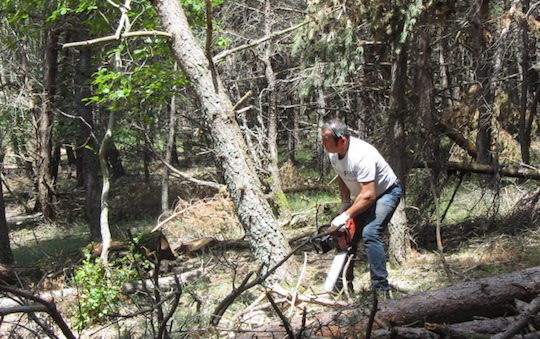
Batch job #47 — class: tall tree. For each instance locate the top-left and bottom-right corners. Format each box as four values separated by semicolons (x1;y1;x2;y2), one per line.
35;26;59;221
73;22;101;241
0;154;14;265
261;0;288;211
470;0;493;165
518;0;536;164
151;0;293;279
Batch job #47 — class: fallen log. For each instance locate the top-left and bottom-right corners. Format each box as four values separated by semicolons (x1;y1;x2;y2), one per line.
122;269;206;294
174;237;250;256
414;161;540;180
239;266;540;338
0;264;42;285
0;269;205;308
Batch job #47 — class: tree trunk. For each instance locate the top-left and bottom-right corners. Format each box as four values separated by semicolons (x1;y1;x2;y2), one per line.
287;99;300;165
0;154;14;265
50;143;60;185
387;44;410;263
415;29;439;165
519;0;534;164
98;111;114;264
108;141;125;179
471;0;493;165
35;28;59;221
262;0;287;211
74;22;101;241
161;86;178;214
315;85;330;177
152;0;293;280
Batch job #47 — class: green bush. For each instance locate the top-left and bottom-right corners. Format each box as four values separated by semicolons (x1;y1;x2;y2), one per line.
73;254;136;329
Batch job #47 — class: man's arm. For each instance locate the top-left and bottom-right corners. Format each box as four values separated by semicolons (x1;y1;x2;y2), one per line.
330;179;377;231
346;181;377;218
337;177;351;203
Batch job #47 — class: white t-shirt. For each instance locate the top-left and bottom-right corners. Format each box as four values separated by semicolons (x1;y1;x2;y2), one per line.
328;137;397;197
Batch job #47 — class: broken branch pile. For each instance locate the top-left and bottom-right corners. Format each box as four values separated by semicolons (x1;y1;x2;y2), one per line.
237;266;540;338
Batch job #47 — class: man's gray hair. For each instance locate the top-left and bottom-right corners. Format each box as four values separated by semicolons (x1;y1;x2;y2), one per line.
322;118;350;139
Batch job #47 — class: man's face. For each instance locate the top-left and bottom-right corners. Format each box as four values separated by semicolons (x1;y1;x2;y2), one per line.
321;128;339;153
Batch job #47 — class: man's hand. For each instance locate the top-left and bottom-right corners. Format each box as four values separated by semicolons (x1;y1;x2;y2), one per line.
330;212;350;232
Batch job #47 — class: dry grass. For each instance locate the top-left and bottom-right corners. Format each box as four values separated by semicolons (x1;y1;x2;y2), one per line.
157;195;244;243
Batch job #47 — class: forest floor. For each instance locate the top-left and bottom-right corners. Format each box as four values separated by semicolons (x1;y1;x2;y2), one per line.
1;164;540;338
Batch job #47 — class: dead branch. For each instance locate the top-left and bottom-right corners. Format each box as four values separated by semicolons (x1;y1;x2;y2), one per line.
0;304;47;316
0;285;75;339
213;20;310;63
434;117;478;158
62;31;172;48
143;131;225;191
210;229;335;326
365;290;378;339
415;161;540;180
266;292;295;338
493;294;540;339
122;269;205;294
233;90;253;111
270;285;349;307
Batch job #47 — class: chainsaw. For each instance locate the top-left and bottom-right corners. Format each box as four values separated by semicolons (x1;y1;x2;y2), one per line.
312;219;358;292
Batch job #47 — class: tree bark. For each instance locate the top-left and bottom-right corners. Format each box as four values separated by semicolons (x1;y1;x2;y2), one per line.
415;29;439;165
0;154;14;265
520;0;536;165
387;44;410;263
161;75;178;214
108;140;126;179
262;0;287;211
471;0;493;165
98;111;114;264
151;0;292;280
74;22;101;241
35;27;59;221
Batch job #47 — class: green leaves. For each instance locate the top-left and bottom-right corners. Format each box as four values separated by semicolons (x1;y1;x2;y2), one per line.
48;0;98;22
72;254;136;328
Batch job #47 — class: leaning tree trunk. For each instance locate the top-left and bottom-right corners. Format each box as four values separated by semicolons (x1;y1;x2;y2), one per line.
387;43;411;264
35;27;59;221
152;0;293;279
0;154;14;265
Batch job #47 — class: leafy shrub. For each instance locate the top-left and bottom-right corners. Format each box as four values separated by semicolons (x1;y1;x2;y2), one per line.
72;254;136;329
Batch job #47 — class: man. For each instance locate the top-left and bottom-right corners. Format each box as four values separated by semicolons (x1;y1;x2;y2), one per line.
321;118;402;295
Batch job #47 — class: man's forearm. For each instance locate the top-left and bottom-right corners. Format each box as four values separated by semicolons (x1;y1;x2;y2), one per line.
347;194;375;218
337;177;351;202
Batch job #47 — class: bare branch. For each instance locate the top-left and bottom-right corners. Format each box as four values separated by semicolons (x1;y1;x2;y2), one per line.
0;305;47;316
62;31;172;49
210;229;338;326
233;90;253;111
213;20;310;63
0;285;75;339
